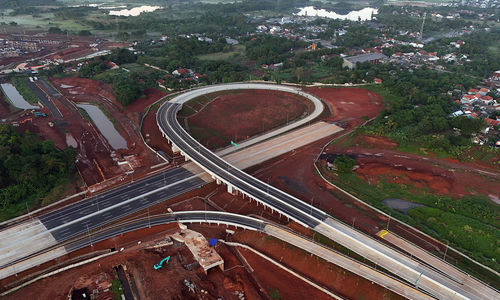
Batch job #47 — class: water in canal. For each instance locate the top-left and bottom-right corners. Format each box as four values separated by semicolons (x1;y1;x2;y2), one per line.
382;198;424;214
77;103;127;149
0;83;39;110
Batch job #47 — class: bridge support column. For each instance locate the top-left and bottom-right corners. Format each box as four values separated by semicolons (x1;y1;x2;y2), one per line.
172;144;180;153
227;184;233;194
216;178;221;185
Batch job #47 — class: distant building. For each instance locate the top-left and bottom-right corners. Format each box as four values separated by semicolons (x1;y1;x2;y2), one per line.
172;68;192;77
225;38;239;45
198;37;213;43
342;53;387;69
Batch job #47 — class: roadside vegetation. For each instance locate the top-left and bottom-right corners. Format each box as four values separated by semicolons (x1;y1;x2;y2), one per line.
358;82;496;160
0;125;76;222
10;77;39;104
327;156;500;275
111;277;123;300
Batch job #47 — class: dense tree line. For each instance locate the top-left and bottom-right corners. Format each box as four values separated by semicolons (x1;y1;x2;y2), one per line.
337;25;379;48
364;67;487;153
139;37;229;68
79;59;109;78
1;0;60;8
244;35;308;65
0;125;75;221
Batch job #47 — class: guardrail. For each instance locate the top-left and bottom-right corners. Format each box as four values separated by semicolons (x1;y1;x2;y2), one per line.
156;83;496;299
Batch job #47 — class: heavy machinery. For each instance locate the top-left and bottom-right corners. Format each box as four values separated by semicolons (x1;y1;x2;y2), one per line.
154;256;170;270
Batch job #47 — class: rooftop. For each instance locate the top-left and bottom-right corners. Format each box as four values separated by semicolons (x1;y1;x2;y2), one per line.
345;52;387;64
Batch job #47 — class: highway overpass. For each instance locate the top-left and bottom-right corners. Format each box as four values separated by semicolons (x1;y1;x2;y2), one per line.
157;83;499;300
1;211;433;300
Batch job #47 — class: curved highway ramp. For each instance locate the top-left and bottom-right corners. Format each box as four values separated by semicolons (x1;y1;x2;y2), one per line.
157;83;499;300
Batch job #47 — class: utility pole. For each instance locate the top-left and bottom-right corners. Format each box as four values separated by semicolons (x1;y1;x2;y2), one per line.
26;202;32;220
267;177;271;194
148;207;151;228
386;214;391;230
310;196;314;216
86;224;93;247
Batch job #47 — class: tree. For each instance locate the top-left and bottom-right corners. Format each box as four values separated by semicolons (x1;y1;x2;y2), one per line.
0;125;75;221
334;155;356;173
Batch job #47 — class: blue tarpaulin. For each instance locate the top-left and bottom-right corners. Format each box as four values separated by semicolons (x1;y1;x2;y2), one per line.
209;238;218;246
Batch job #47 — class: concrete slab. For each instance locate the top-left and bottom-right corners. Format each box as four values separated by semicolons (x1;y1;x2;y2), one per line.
0;219;65;279
378;230;499;299
316;219;479;299
182;121;342;182
171;229;223;273
264;225;432;300
223;121;342;170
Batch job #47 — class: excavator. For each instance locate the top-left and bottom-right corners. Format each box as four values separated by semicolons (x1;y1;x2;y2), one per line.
154;256;170;270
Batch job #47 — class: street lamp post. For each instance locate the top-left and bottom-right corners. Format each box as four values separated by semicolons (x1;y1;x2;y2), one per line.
86;224;93;247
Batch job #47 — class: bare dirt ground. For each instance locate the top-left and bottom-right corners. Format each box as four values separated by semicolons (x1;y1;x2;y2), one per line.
0;93;11;117
49;77;162;188
233;230;404;300
183;89;314;150
127;88;167;114
241;87;456;258
330;133;500;198
9;84;495;298
142;105;176;158
303;86;383;127
5;225;273;300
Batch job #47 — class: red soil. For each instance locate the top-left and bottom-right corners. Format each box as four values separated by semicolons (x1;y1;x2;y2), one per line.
0;93;11;117
48;76;161;187
5;225;268;300
51;77;117;107
303;87;383;126
184;90;314;150
334;147;500;198
17;116;67;150
355;161;455;194
126;88;167;114
142;106;176;157
234;230;404;300
352;134;399;150
207;186;290;225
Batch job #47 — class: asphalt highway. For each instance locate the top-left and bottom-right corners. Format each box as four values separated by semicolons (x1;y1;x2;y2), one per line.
1;83;497;299
57;212;431;300
40;167;203;241
0;167;204;272
25;78;63;119
157;83;499;300
0;83;326;278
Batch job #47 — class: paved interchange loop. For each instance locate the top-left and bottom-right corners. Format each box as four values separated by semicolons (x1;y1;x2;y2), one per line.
0;83;497;299
157;83;499;300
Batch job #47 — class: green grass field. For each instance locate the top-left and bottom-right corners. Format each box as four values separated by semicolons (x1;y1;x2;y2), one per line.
0;12;92;31
197;44;245;62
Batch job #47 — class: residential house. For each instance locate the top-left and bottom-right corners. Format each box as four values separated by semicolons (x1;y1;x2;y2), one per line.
172;68;192;77
342;53;387;69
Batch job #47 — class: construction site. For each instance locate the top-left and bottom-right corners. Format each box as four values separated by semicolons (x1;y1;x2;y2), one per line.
0;77;499;300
